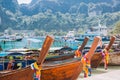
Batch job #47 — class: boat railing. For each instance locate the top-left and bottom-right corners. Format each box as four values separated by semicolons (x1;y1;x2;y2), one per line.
0;58;35;71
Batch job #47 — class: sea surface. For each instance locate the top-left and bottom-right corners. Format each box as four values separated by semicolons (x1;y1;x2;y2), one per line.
0;37;80;50
0;37;109;56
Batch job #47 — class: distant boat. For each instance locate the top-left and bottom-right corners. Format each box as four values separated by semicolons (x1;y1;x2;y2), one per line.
75;33;99;41
62;31;76;42
0;35;23;42
75;23;110;41
75;33;110;41
15;36;23;41
1;38;22;42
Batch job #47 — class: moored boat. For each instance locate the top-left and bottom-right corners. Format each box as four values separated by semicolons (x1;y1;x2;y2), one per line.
0;36;100;80
91;36;116;68
100;51;120;66
0;36;83;80
75;23;110;41
0;58;83;80
46;37;89;61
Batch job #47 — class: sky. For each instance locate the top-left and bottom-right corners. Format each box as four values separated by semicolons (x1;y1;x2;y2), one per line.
17;0;32;4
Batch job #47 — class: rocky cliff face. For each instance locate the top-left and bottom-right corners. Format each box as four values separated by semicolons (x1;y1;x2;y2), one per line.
1;0;19;13
0;0;120;32
20;0;120;16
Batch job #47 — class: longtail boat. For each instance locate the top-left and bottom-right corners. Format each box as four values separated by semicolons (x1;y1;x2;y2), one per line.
0;37;89;71
0;35;83;80
100;51;120;66
0;36;100;80
45;37;89;61
41;36;100;80
91;36;116;68
0;35;54;80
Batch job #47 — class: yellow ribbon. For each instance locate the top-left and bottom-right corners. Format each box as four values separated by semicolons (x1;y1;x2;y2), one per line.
75;50;82;58
33;62;42;77
81;57;91;77
103;49;109;64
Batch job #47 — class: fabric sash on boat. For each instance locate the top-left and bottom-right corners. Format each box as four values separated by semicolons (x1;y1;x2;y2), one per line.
31;62;42;80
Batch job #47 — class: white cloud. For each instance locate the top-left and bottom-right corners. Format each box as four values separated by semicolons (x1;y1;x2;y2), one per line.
17;0;32;4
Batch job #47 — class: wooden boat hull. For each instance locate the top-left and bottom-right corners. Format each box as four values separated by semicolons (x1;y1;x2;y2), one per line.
91;51;120;68
108;52;120;66
42;59;83;80
91;36;116;68
45;52;102;69
46;52;104;68
100;52;120;66
0;67;33;80
91;52;102;68
0;58;83;80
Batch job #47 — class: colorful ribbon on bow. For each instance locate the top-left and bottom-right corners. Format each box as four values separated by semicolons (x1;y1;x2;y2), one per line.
74;50;82;58
31;62;42;80
102;49;109;70
81;56;91;77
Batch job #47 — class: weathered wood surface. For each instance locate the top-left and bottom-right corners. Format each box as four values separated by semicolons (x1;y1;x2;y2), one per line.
42;59;83;80
100;52;120;66
109;52;120;66
91;52;102;68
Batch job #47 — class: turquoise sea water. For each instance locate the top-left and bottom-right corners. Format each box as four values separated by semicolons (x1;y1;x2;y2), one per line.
0;38;45;50
0;37;101;56
0;37;83;50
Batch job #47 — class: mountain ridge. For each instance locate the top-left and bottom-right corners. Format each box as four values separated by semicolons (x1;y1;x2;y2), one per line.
0;0;120;32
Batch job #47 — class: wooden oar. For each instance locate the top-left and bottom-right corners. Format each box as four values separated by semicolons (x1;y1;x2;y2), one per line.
84;36;100;60
106;36;116;51
78;37;89;51
37;35;54;65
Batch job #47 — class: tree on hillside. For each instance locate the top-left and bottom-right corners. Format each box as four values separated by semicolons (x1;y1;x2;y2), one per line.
113;21;120;34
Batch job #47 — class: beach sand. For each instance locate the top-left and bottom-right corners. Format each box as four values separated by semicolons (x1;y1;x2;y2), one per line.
77;66;120;80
